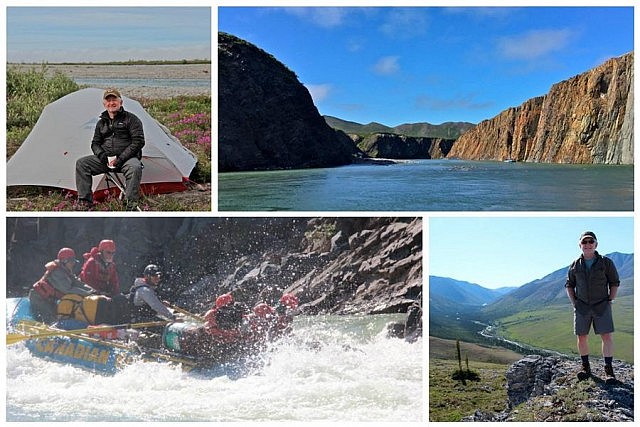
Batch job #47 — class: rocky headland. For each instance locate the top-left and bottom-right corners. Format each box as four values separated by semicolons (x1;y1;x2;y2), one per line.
463;355;634;422
218;32;358;171
449;52;634;164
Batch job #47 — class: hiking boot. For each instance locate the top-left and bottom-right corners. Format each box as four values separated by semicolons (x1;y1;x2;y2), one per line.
73;199;92;211
577;362;591;380
604;364;615;379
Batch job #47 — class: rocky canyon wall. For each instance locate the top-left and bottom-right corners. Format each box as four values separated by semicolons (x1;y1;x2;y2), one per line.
449;52;634;164
352;133;455;159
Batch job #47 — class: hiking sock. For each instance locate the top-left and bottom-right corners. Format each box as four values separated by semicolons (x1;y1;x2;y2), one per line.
580;355;591;375
604;357;615;378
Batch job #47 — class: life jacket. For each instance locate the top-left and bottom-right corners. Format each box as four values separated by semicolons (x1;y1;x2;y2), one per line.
56;294;113;325
80;255;119;295
32;261;66;301
127;280;157;322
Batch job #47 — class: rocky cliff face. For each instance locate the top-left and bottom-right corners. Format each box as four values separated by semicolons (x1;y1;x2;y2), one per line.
218;32;357;171
449;52;634;164
463;355;633;422
7;217;422;317
352;133;455;159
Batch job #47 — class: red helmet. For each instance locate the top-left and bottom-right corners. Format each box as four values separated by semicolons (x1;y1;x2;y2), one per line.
57;247;77;262
253;303;275;318
98;240;116;252
280;293;299;309
215;293;234;308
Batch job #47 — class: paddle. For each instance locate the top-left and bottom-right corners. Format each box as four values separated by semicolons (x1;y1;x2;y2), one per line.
6;320;171;346
169;304;205;322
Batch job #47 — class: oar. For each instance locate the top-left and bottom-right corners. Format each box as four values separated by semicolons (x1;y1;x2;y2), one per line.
169;304;205;322
6;320;171;346
12;320;132;349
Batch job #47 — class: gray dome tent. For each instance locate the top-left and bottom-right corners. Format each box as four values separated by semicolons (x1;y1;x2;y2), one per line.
7;88;198;199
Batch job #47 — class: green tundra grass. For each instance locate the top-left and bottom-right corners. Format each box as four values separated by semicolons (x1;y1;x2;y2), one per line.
429;337;523;421
494;295;633;363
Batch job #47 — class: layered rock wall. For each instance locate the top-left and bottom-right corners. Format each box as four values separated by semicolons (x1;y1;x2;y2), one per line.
449;52;634;164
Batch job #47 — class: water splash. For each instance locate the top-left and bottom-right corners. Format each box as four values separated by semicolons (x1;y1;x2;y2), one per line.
7;314;422;422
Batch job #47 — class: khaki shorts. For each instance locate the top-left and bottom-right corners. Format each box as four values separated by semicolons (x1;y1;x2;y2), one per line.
574;299;614;336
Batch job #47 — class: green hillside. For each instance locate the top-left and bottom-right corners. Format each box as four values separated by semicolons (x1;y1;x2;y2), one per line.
323;116;392;134
494;295;633;363
324;115;474;139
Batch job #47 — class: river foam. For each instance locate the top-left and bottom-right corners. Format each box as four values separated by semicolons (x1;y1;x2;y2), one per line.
7;314;423;422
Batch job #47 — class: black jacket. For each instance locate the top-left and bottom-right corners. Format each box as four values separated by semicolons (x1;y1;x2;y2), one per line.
91;108;145;168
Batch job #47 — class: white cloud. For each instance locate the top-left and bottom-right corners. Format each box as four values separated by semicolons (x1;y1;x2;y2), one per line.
379;9;429;39
346;38;364;53
305;83;333;102
497;29;574;61
373;56;400;76
285;8;348;28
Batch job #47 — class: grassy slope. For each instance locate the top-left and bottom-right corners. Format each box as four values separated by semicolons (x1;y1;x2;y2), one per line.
495;295;633;363
429;337;523;421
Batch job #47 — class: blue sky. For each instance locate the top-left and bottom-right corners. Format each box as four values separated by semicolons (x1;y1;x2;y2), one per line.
7;7;211;63
429;216;635;289
218;6;633;125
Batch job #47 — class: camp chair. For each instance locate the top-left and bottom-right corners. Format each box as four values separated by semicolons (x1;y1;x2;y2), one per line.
104;166;143;211
104;170;127;199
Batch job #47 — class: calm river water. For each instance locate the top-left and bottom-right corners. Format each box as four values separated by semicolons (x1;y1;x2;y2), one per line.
218;159;633;211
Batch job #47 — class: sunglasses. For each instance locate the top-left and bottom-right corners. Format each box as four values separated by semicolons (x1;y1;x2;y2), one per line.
581;239;595;244
103;251;116;255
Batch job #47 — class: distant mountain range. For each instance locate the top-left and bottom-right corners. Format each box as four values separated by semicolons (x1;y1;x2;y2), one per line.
430;276;515;309
431;252;634;319
323;115;475;139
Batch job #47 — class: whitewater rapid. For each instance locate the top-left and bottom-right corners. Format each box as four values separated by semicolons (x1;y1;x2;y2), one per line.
6;314;423;422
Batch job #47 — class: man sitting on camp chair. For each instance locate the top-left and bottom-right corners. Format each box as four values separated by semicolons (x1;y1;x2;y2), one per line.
75;88;145;211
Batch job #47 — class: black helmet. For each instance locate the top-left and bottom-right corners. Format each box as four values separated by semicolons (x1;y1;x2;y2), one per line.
143;264;161;277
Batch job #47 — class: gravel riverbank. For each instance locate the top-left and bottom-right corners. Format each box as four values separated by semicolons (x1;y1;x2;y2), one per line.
9;63;211;99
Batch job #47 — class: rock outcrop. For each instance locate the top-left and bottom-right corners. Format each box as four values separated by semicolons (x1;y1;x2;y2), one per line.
218;32;358;171
179;217;422;316
449;52;634;164
352;133;455;159
463;355;634;422
7;217;422;316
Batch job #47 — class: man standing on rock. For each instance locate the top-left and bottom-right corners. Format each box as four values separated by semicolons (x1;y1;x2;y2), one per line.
565;231;620;381
75;88;145;211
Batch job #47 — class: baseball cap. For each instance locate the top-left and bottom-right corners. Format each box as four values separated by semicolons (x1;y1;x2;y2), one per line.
103;88;121;99
579;231;597;242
